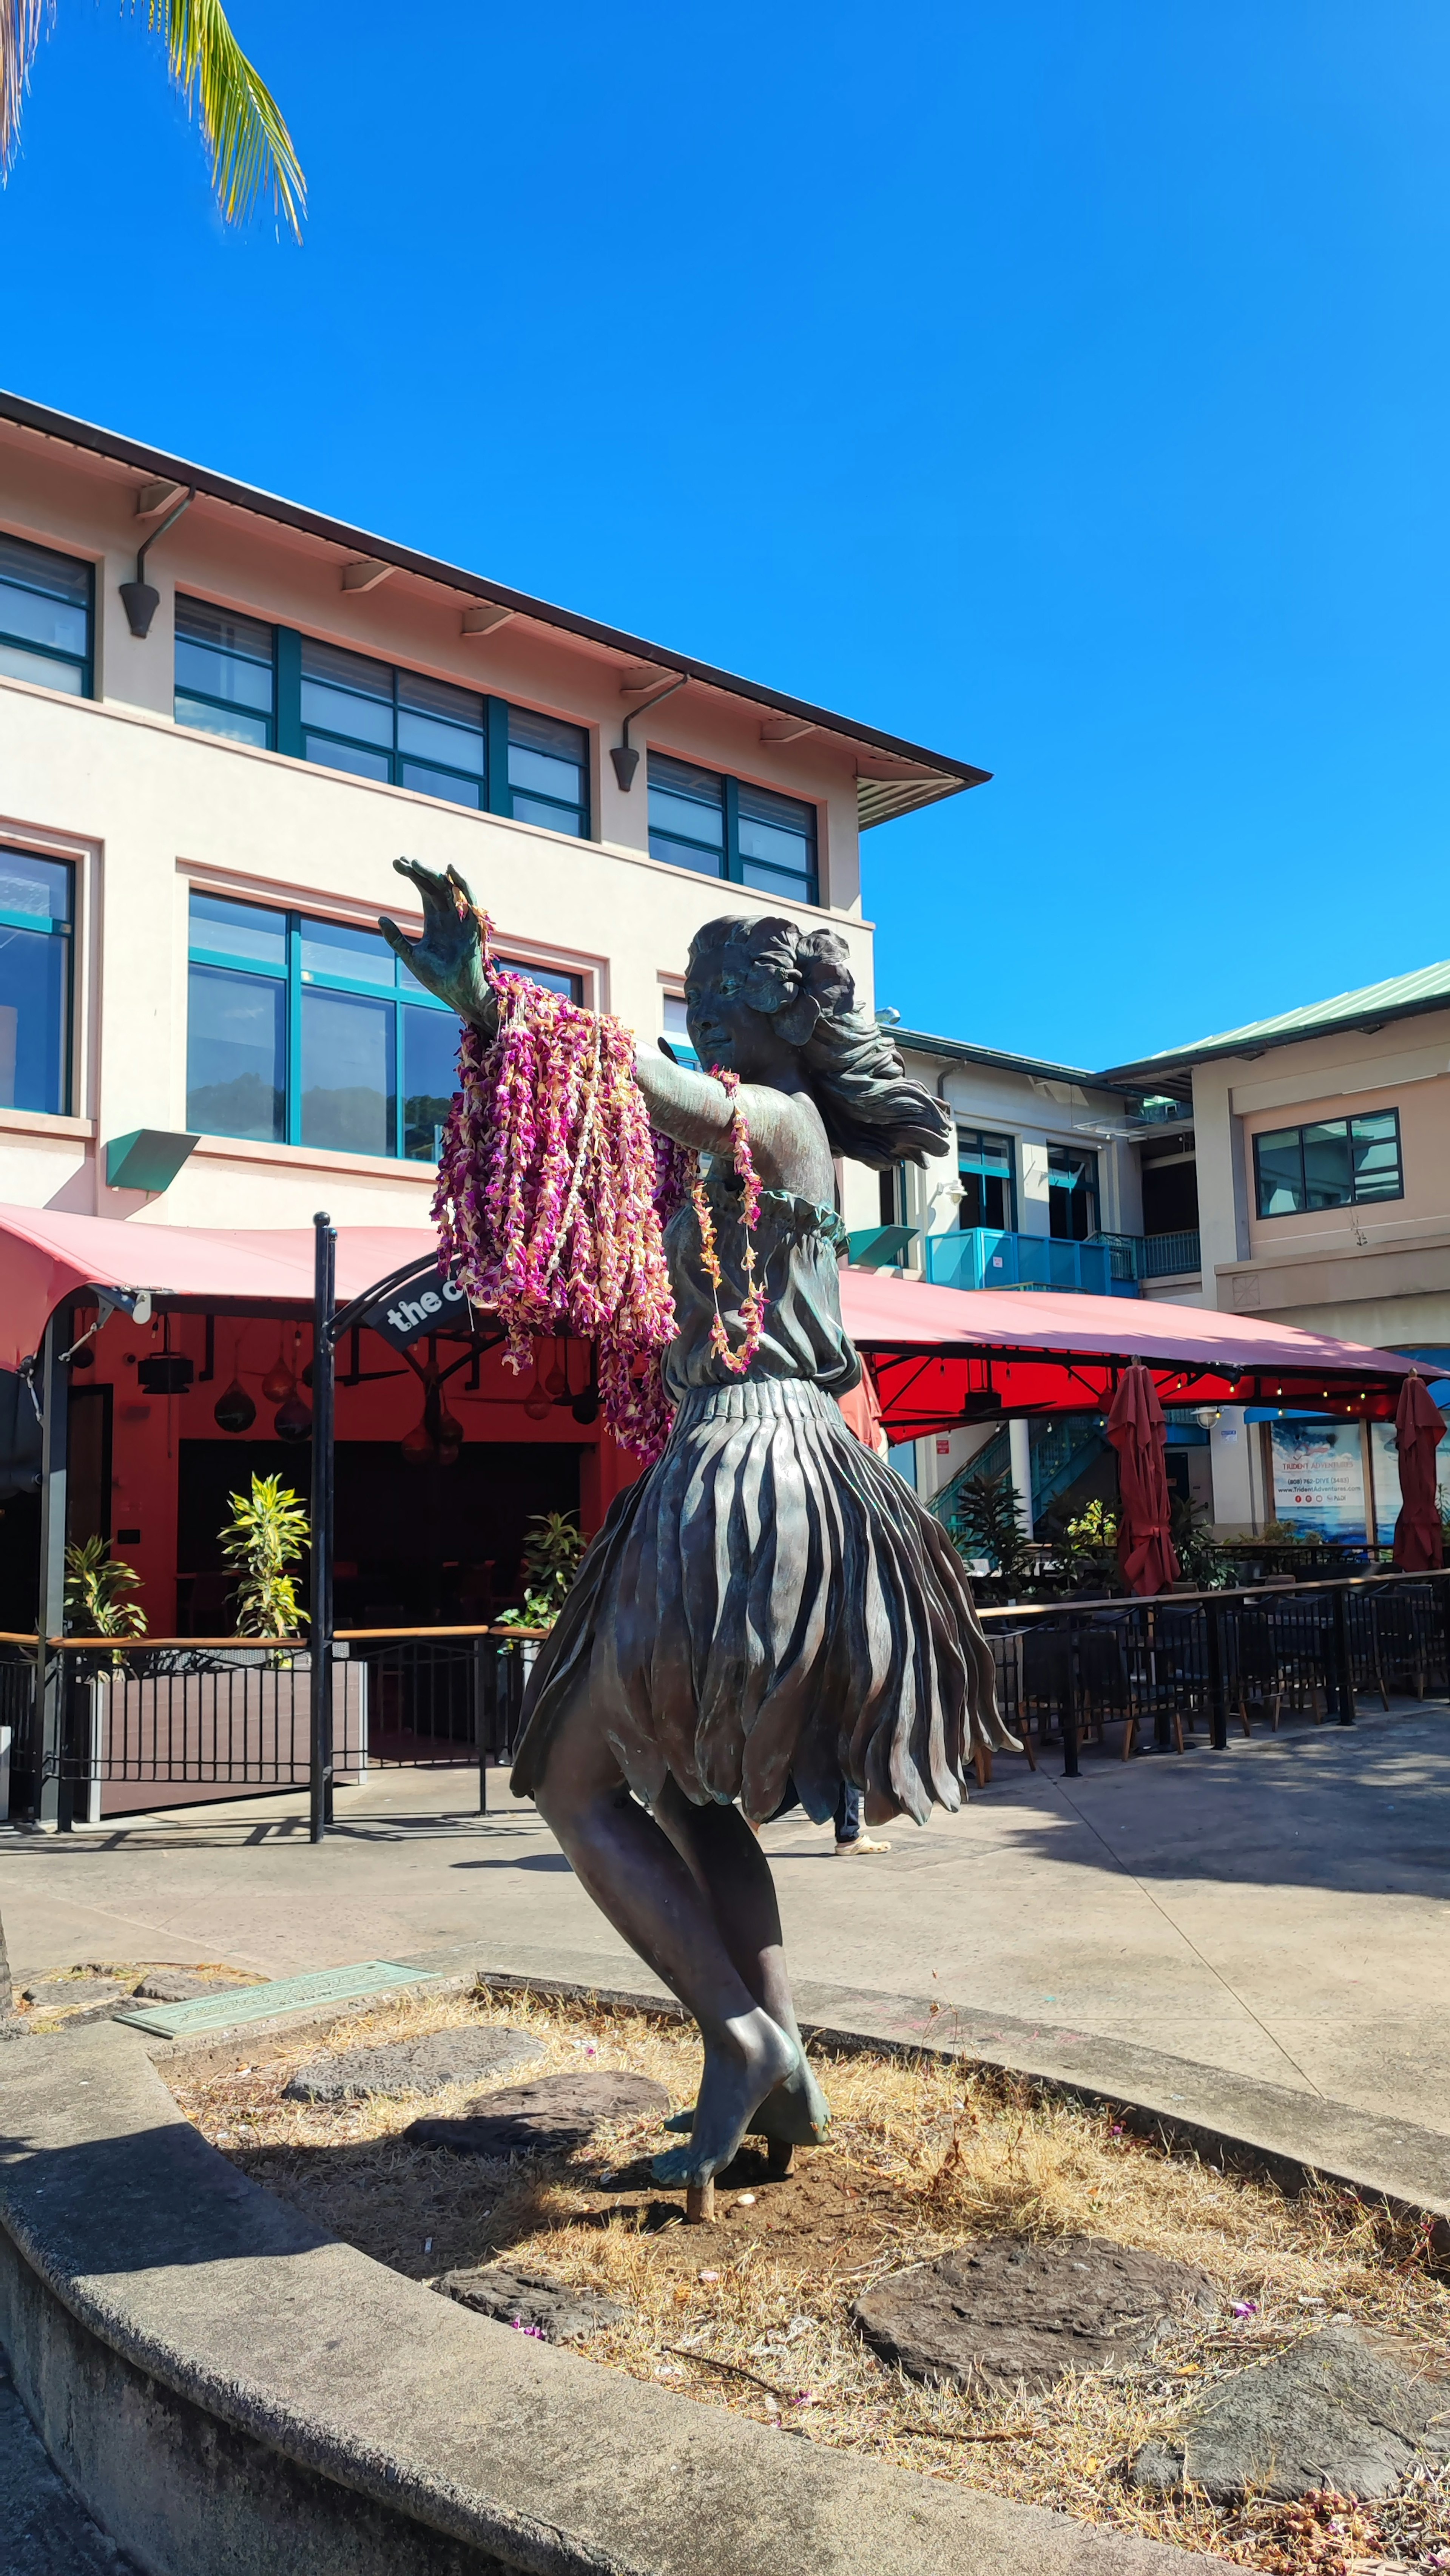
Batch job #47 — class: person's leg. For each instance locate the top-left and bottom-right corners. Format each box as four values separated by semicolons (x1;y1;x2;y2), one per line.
834;1776;891;1856
651;1782;829;2145
532;1683;800;2184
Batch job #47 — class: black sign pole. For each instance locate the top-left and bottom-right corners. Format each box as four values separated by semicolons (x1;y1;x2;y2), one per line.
309;1213;336;1845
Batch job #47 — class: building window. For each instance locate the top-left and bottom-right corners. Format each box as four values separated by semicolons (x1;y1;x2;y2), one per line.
1047;1144;1099;1241
175;597;275;747
505;708;589;837
0;848;73;1113
0;533;92;696
173;613;590;833
186;890;485;1162
958;1129;1015;1230
647;753;818;904
301;638;489;807
879;1164;910;1228
661;991;700;1065
1254;1111;1402;1217
493;956;584;1003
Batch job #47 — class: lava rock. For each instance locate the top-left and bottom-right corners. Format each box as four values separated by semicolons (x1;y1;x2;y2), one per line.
1132;2324;1444;2502
22;1978;131;2013
440;2262;626;2341
133;1970;224;2003
285;2025;546;2104
408;2068;670;2155
853;2235;1216;2390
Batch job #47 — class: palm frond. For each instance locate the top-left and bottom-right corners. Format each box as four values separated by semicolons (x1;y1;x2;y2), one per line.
143;0;305;238
1;0;52;175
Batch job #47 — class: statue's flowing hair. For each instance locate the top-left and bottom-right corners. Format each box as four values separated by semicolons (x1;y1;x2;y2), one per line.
686;916;950;1171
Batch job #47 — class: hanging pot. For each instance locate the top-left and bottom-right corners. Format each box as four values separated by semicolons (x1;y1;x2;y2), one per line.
401;1412;435;1466
274;1389;312;1442
261;1343;294;1405
214;1378;256;1434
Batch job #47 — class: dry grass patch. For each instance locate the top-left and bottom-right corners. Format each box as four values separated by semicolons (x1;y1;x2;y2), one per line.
170;1985;1450;2574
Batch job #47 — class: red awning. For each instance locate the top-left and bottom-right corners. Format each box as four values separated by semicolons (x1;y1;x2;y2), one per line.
0;1203;1424;1435
0;1202;441;1369
838;1267;1426;1436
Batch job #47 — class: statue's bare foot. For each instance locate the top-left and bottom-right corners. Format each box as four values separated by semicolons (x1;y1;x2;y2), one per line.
660;2035;830;2152
651;2010;799;2189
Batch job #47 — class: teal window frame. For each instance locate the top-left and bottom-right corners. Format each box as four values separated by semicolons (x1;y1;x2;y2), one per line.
174;596;276;749
957;1128;1016;1231
185;897;587;1162
1047;1143;1100;1241
0;846;74;1114
173;612;590;836
1253;1111;1404;1218
0;533;93;698
646;752;818;904
188;893;460;1163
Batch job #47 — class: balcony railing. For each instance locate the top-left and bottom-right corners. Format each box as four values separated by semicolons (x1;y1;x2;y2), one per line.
924;1229;1136;1298
923;1228;1201;1299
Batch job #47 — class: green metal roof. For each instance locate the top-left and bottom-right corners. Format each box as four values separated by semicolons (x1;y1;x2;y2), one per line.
1095;957;1450;1086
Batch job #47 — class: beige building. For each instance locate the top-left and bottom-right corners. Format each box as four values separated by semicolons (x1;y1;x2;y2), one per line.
1102;965;1450;1540
0;389;986;1243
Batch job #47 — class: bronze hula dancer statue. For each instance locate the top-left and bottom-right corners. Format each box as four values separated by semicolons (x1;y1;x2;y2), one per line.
382;859;1013;2202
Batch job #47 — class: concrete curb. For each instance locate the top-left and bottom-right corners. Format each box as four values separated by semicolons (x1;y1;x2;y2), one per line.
0;2021;1221;2576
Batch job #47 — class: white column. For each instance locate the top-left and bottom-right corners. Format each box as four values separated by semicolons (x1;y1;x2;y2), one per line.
1009;1418;1034;1534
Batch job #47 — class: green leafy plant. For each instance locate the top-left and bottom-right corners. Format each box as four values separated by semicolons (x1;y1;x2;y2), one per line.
1260;1517;1310;1544
221;1474;309;1639
63;1536;147;1639
949;1473;1035;1586
1063;1497;1119;1553
2;0;305;236
497;1512;584;1634
1170;1495;1233;1590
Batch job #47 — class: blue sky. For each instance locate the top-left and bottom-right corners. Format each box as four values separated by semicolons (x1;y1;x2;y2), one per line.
2;1;1447;1067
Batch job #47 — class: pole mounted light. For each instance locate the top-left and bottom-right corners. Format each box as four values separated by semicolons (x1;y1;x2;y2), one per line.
119;488;196;639
610;671;686;790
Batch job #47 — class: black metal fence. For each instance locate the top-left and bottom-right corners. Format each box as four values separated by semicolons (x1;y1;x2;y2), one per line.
0;1627;543;1824
3;1573;1446;1823
979;1567;1450;1775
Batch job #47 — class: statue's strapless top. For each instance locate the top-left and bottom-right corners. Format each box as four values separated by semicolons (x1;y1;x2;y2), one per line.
661;1173;861;1400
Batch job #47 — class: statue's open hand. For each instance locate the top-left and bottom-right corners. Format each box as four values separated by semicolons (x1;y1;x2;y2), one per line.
379;859;497;1030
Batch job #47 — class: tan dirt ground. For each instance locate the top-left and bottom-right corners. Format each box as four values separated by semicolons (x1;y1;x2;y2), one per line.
169;1983;1450;2576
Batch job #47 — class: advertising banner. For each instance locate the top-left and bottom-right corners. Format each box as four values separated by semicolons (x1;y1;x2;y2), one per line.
1268;1421;1367;1540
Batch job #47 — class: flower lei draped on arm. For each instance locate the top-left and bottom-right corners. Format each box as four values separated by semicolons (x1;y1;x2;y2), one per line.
432;918;764;1462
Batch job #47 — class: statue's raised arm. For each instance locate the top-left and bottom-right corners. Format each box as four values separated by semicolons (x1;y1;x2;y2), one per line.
379;858;828;1193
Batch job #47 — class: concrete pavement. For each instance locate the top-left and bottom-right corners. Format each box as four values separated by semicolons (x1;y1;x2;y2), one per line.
3;1697;1445;2133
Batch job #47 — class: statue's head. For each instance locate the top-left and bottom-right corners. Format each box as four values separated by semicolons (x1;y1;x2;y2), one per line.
684;915;950;1170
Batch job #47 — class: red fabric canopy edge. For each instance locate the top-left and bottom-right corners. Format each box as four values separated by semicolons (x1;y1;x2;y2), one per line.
0;1204;1425;1435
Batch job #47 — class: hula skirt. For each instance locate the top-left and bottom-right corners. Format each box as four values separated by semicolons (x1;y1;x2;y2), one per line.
510;1377;1017;1825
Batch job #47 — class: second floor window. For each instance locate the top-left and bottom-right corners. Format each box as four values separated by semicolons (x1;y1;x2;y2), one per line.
176;598;275;747
0;533;92;696
647;754;818;904
0;847;73;1113
1254;1111;1402;1216
958;1129;1015;1230
173;608;589;834
301;639;487;803
1047;1144;1099;1241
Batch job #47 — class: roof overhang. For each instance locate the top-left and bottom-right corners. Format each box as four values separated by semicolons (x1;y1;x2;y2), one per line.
0;389;989;834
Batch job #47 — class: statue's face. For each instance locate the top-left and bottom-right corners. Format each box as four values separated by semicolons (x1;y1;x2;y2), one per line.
683;961;799;1083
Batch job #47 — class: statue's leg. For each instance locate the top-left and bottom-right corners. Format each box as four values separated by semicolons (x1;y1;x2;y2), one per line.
649;1784;829;2147
531;1676;801;2188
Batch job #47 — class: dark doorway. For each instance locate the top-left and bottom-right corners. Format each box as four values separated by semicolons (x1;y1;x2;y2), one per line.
66;1384;113;1550
177;1438;583;1634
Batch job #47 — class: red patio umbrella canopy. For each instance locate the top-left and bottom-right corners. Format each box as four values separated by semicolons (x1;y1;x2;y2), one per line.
1392;1375;1446;1573
1105;1364;1180;1597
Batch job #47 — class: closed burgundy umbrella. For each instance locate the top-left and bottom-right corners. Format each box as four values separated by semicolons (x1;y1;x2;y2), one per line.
1106;1364;1181;1597
1391;1374;1446;1572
